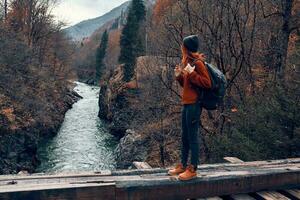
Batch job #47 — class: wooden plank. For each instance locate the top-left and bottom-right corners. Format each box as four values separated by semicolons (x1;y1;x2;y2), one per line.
230;194;256;200
222;159;297;200
0;183;116;200
114;167;300;200
14;164;300;189
224;157;244;163
195;158;300;173
0;171;112;182
257;191;291;200
132;162;152;169
0;158;299;200
197;197;223;200
116;158;300;176
285;189;300;199
224;157;289;200
0;158;299;182
278;190;300;200
1;163;299;189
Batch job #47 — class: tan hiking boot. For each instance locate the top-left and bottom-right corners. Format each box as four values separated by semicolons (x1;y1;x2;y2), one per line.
168;163;186;176
178;164;197;181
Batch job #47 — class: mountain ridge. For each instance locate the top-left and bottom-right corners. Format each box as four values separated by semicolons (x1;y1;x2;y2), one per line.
64;0;157;41
64;1;130;41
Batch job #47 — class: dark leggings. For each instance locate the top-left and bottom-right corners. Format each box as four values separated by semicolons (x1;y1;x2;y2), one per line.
181;102;202;170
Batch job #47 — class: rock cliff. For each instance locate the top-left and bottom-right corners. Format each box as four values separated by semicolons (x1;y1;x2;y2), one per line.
0;88;81;174
98;56;178;169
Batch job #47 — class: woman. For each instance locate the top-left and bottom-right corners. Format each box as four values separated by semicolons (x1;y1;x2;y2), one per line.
168;35;212;181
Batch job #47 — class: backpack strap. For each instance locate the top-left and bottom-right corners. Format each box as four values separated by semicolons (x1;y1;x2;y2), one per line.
188;58;206;104
189;58;203;67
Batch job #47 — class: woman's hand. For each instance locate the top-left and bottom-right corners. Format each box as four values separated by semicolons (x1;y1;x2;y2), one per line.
184;63;195;74
174;65;182;77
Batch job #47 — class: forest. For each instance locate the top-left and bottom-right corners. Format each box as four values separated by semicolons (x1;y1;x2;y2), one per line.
0;0;299;174
0;0;79;174
94;0;300;167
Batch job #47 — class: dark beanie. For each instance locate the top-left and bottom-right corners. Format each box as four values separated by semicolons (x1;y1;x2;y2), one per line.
183;35;199;53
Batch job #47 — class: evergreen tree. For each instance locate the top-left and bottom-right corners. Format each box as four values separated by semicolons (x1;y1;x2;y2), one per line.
96;30;109;82
119;0;146;82
131;0;146;21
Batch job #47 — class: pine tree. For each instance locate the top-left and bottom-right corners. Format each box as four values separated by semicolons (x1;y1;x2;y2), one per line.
96;30;109;82
119;0;146;82
131;0;146;21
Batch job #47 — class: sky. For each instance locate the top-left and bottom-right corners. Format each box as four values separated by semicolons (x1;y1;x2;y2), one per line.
52;0;128;26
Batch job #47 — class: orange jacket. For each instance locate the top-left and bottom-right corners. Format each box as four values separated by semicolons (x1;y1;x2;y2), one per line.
176;60;212;104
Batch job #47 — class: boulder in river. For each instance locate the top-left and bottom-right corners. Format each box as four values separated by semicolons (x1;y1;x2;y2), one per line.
115;129;150;169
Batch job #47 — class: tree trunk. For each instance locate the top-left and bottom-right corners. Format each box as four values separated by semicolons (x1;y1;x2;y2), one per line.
276;0;293;78
4;0;7;20
27;0;33;47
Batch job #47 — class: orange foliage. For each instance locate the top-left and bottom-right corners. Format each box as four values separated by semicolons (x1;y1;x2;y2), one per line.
125;80;138;89
153;0;174;23
231;108;238;113
106;29;122;69
1;108;15;122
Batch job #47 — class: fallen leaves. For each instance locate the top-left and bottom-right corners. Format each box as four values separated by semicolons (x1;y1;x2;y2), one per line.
231;107;238;113
1;107;15;122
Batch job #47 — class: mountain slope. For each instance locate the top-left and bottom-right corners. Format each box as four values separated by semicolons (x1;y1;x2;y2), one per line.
64;1;130;41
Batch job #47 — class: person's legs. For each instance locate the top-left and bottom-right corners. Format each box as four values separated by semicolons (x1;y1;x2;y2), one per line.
178;103;201;181
181;105;189;167
186;103;201;170
168;106;189;176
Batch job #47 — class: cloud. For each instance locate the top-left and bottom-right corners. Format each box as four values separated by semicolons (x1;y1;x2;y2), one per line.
52;0;128;26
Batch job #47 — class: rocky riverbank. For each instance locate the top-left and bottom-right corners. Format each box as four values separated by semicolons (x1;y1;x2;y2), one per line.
98;61;150;168
0;87;81;174
98;57;180;169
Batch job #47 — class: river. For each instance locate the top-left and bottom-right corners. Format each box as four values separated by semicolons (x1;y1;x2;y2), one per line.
37;82;117;173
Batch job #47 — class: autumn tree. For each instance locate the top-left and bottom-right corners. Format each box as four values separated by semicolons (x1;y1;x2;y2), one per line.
119;0;146;82
96;30;109;82
105;29;121;71
260;0;300;78
144;0;300;164
153;0;173;23
3;0;73;80
0;0;8;20
8;0;62;50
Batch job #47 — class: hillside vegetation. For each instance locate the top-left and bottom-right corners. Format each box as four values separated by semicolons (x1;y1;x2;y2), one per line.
0;0;80;174
71;0;157;84
93;0;300;168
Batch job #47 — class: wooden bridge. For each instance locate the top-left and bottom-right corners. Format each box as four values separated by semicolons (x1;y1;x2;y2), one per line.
0;157;299;200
